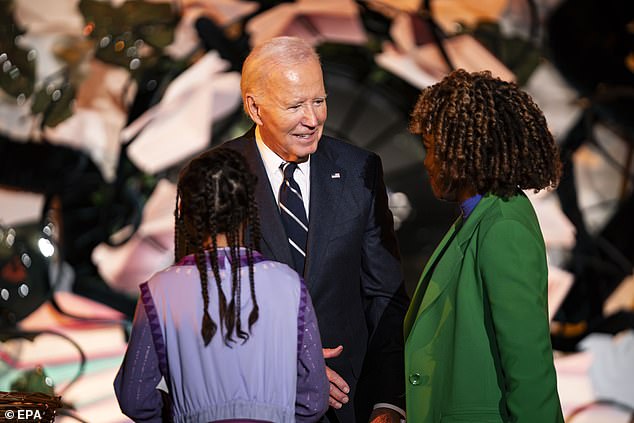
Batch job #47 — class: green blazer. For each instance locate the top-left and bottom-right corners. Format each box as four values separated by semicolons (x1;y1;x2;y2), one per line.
404;193;564;423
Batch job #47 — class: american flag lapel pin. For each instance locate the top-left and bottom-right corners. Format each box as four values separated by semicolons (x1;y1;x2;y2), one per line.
331;172;340;179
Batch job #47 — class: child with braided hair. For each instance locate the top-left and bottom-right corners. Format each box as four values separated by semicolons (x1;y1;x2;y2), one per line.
114;148;329;423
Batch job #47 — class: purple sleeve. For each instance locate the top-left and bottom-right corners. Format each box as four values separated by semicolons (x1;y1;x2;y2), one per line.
295;282;329;422
114;298;164;423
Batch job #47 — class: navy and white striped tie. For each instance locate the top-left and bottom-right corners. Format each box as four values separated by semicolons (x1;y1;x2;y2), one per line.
279;162;308;273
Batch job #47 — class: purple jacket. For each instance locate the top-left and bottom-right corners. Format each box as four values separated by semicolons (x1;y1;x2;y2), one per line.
114;248;329;422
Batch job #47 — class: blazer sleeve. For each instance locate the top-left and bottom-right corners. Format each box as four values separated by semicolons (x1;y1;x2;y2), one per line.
296;282;330;422
359;153;409;409
479;219;564;423
114;298;164;423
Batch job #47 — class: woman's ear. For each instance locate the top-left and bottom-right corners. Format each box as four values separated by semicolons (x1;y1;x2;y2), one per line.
245;95;264;126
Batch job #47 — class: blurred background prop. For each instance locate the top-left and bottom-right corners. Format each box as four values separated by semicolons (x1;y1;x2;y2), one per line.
0;0;633;421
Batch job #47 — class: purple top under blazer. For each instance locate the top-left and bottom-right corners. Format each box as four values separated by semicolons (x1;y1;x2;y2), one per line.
114;248;329;423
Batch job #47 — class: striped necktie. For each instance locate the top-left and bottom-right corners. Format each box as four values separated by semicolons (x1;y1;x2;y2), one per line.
279;162;308;273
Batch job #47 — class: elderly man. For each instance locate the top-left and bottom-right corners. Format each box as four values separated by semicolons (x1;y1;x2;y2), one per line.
221;36;409;423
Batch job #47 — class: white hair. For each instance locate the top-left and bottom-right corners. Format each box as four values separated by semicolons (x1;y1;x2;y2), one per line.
240;36;321;113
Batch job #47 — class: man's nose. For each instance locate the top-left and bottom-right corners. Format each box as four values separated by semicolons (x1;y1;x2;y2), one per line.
302;105;318;127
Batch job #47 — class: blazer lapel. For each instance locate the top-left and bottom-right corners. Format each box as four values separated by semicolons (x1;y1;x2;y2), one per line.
404;217;461;338
404;195;500;338
239;133;294;266
303;143;344;285
453;194;498;251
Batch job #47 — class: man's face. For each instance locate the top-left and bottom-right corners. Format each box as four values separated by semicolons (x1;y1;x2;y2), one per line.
252;59;327;162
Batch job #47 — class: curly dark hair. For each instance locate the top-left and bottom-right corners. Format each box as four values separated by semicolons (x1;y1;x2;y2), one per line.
410;69;562;198
175;148;261;347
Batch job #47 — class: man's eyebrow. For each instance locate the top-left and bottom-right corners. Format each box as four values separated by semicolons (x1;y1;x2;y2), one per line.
285;93;327;104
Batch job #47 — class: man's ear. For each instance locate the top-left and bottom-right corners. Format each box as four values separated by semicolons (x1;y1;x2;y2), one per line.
245;94;264;126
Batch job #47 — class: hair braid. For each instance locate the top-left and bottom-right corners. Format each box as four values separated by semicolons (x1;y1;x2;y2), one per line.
174;188;183;262
176;148;262;347
246;184;260;330
230;216;249;343
194;216;217;346
209;216;227;332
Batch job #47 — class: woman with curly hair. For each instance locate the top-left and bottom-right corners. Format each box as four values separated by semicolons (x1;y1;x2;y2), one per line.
114;148;329;423
404;69;564;423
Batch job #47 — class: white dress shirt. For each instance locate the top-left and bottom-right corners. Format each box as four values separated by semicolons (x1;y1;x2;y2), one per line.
255;126;311;219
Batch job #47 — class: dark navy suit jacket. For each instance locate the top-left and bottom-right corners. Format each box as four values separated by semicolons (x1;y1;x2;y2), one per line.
221;129;408;423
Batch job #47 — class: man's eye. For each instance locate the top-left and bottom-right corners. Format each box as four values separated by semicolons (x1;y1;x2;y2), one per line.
289;104;301;110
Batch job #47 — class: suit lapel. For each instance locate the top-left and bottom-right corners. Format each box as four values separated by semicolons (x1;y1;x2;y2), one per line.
304;142;344;284
239;133;294;266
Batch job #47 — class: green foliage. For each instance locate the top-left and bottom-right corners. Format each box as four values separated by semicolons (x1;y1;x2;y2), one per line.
30;79;76;127
78;0;178;79
0;0;180;128
0;0;36;99
10;366;55;396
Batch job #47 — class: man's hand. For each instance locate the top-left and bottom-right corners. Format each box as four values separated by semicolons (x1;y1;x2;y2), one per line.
369;407;402;423
323;346;349;409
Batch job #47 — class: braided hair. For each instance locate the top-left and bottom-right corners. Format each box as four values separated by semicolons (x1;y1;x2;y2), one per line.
410;69;562;198
174;148;261;346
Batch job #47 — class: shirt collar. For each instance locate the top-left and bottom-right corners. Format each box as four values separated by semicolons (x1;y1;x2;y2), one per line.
460;193;482;219
255;126;310;176
176;247;265;268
